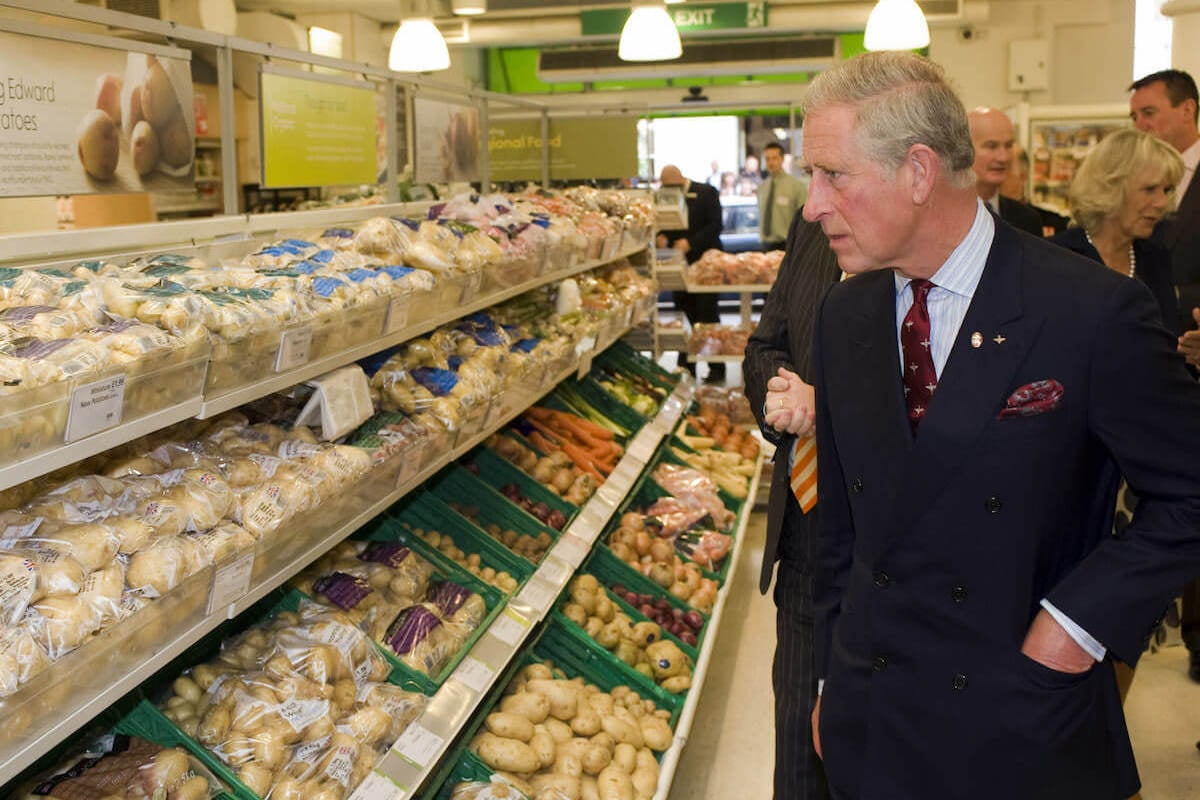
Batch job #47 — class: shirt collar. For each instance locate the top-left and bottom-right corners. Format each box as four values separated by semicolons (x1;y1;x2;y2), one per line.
1182;138;1200;172
893;198;995;300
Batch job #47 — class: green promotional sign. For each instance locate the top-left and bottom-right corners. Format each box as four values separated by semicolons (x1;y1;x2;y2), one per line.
260;69;378;188
581;2;767;37
488;117;637;181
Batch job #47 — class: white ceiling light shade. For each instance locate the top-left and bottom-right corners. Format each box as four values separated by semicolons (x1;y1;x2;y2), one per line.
451;0;487;13
389;17;451;72
618;4;682;62
864;0;931;51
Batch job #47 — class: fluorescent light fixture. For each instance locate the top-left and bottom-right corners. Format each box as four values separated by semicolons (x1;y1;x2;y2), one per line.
307;25;344;58
618;5;682;62
452;0;487;13
664;0;685;4
389;17;451;72
864;0;930;51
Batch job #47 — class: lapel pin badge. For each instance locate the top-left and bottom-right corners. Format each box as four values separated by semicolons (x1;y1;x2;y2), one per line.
993;334;1007;345
970;331;983;349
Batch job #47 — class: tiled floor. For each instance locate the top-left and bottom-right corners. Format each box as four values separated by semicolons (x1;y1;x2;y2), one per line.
669;510;1200;799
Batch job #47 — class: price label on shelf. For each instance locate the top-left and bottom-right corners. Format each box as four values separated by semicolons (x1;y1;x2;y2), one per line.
554;533;591;566
65;373;126;442
207;550;255;616
453;656;496;694
515;577;558;615
350;771;404;800
275;326;313;372
538;556;572;587
575;334;598;356
629;436;656;463
383;294;411;335
392;724;446;768
489;608;531;646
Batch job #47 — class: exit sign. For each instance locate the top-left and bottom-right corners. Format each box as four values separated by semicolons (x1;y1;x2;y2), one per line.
581;2;768;37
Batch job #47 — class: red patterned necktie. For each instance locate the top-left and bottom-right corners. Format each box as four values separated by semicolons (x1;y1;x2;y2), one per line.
901;279;938;432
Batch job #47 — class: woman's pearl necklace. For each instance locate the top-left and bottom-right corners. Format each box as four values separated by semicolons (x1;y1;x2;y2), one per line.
1085;231;1136;278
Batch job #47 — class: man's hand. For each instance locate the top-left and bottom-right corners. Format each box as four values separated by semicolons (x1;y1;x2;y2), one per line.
811;694;823;760
1178;308;1200;368
764;367;816;437
673;238;691;255
1020;609;1096;674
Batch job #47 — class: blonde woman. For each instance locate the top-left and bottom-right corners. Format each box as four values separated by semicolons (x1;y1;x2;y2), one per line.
1051;128;1184;335
1050;129;1185;716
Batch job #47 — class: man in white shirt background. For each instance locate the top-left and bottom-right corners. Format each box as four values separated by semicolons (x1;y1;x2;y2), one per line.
757;142;807;251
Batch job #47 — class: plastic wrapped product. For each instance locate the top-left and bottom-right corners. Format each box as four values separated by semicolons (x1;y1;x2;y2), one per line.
0;305;91;341
187;522;255;565
0;623;50;696
78;561;127;626
24;592;103;658
124;535;204;597
451;780;531;800
428;580;487;629
382;604;452;676
0;552;38;626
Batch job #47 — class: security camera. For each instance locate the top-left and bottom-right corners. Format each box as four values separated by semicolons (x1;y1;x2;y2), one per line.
959;26;976;42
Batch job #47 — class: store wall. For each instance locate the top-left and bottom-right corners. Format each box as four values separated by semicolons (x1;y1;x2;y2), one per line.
930;0;1136;109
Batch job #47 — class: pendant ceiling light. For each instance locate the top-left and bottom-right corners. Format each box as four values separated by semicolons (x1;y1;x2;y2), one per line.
864;0;931;51
618;3;682;62
451;0;486;14
389;0;451;72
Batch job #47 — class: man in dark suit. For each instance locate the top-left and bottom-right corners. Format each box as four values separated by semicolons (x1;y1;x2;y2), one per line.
1131;69;1200;682
745;212;842;800
802;52;1200;800
968;107;1044;237
657;164;725;380
1132;69;1200;319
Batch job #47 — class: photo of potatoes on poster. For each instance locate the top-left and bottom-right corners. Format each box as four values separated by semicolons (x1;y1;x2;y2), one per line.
413;96;481;184
0;30;194;197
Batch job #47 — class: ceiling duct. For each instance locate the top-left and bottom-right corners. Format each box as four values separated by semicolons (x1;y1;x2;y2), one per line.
538;35;838;82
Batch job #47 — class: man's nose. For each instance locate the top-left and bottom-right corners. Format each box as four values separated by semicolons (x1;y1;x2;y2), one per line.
803;181;827;221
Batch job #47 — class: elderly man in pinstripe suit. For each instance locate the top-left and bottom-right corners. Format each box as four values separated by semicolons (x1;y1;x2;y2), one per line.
745;209;842;800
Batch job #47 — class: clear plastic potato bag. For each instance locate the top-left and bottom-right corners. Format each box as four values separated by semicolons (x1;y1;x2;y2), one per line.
0;623;50;696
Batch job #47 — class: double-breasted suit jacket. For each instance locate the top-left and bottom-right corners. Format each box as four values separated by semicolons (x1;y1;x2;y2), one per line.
811;221;1200;799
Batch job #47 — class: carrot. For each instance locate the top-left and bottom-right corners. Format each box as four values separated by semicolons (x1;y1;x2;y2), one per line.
561;441;607;480
550;409;614;441
527;430;561;454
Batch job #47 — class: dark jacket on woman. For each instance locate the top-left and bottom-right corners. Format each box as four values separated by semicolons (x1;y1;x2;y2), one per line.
1050;226;1180;335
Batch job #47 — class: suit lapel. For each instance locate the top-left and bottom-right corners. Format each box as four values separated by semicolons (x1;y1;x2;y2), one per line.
1171;178;1200;247
887;225;1044;540
842;271;911;488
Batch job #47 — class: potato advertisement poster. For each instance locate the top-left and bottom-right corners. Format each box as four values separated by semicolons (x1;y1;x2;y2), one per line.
0;31;194;197
413;96;481;184
487;117;638;182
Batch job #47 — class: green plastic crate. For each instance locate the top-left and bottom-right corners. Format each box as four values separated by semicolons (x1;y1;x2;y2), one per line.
595;340;678;391
465;446;579;523
425;475;562;566
293;537;506;695
428;464;573;540
554;377;648;433
115;700;254;800
381;490;535;592
584;546;710;653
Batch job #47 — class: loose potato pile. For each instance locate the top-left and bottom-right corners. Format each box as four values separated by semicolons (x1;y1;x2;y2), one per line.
467;662;674;800
406;524;521;593
449;501;556;564
561;575;694;694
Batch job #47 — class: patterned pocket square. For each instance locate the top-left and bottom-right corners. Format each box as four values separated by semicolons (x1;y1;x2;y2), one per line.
998;379;1063;418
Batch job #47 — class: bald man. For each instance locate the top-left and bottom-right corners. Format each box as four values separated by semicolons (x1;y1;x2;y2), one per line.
968;107;1044;237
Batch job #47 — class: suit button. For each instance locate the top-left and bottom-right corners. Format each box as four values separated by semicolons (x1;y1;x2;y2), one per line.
874;571;890;588
952;673;969;690
851;478;864;494
872;656;888;672
985;495;1003;514
951;585;968;603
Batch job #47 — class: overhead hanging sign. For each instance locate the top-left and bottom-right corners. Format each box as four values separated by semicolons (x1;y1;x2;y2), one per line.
488;117;638;182
580;2;768;37
0;29;194;197
412;96;482;184
259;67;378;188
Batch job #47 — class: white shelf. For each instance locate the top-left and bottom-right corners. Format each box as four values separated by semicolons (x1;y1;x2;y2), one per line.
355;373;697;800
682;281;774;293
688;353;745;363
0;310;654;782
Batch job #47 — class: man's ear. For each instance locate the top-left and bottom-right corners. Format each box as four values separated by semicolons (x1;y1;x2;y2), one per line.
907;144;939;205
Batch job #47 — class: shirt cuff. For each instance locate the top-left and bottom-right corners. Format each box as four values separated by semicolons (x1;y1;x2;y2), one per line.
817;678;824;696
1040;599;1107;662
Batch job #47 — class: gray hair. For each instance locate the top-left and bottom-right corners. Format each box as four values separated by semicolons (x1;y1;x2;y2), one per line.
802;51;976;188
1068;128;1184;233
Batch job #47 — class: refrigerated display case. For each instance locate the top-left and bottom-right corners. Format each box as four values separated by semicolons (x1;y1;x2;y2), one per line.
1018;103;1129;217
